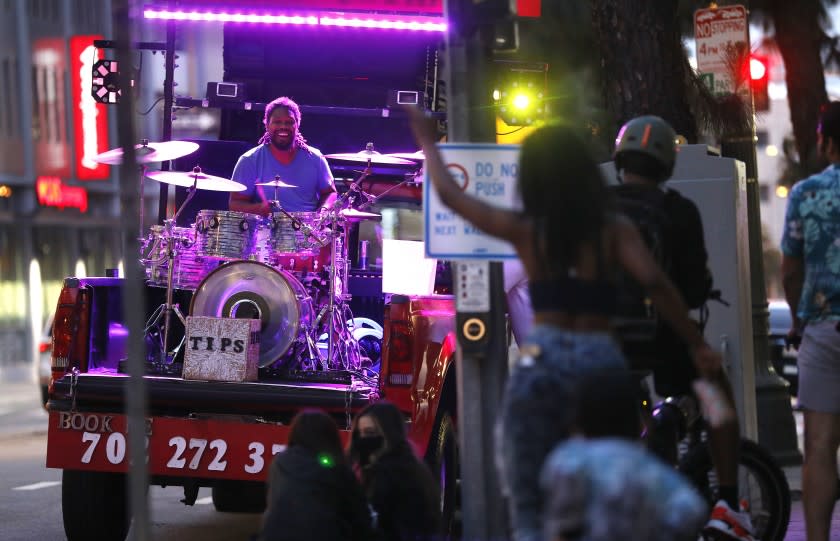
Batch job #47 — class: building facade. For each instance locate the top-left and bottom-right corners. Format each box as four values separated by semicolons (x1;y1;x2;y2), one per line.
0;0;122;379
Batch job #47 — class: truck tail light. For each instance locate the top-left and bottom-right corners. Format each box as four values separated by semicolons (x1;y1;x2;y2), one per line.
385;320;413;386
50;278;90;394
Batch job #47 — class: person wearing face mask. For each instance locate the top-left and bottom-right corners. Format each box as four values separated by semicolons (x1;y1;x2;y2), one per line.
348;401;442;541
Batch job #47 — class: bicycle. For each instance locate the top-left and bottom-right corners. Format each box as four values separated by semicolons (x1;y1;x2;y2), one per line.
637;373;791;541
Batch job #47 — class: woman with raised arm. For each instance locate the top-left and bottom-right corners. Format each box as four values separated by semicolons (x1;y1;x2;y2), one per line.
407;108;723;541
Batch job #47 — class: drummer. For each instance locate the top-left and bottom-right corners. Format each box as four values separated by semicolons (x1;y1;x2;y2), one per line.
229;96;336;216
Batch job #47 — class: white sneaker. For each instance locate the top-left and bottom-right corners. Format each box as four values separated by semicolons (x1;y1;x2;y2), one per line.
703;499;757;541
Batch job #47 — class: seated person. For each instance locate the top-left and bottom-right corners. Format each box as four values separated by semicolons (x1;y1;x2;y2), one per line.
230;96;336;216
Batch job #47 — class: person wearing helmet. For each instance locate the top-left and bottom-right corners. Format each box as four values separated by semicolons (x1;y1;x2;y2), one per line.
612;116;755;541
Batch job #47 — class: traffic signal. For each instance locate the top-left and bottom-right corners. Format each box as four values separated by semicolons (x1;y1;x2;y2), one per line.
749;54;769;112
492;60;548;126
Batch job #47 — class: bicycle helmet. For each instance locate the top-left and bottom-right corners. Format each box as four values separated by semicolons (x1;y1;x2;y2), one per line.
614;115;678;179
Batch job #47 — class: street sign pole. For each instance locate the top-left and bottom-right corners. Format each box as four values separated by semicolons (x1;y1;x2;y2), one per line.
111;0;151;539
695;4;800;465
443;2;510;539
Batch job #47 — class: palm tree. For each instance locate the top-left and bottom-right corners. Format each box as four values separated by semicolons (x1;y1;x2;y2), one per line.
590;0;700;139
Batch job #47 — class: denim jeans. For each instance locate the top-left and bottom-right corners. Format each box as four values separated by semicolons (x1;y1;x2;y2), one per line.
495;324;628;541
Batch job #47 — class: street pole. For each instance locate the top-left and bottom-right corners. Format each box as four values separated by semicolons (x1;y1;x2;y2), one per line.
112;1;151;538
443;1;510;539
720;95;801;465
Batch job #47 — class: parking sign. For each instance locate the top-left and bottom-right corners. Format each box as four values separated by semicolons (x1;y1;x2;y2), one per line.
694;4;748;95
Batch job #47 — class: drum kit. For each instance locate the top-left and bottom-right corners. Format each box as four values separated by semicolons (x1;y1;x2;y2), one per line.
94;139;424;375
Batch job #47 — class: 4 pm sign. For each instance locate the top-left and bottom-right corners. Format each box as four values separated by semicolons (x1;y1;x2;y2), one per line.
694;5;748;95
424;143;520;260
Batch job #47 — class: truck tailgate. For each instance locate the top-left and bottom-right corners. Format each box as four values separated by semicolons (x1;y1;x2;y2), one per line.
47;410;294;481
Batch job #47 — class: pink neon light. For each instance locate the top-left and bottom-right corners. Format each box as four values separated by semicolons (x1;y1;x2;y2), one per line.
143;9;447;32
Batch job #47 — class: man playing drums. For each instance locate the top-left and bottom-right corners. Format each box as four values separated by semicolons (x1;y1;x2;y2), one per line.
229;96;336;215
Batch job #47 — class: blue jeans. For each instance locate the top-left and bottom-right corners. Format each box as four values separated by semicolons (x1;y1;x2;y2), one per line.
495;325;628;541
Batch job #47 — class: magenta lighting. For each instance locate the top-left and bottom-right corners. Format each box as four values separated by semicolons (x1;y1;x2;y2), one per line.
143;8;447;32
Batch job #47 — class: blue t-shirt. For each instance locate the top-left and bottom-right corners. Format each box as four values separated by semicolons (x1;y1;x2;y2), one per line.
781;164;840;323
540;437;707;541
231;144;334;212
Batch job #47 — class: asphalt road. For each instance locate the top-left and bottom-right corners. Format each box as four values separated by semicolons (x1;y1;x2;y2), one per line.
0;381;263;541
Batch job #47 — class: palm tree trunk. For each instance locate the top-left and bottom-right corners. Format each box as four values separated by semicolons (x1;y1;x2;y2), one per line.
768;0;828;170
590;0;698;140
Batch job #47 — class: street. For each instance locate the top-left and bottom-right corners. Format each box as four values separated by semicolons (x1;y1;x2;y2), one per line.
0;382;263;541
3;376;840;541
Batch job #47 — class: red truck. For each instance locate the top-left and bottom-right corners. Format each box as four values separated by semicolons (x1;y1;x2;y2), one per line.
44;175;462;540
44;6;467;538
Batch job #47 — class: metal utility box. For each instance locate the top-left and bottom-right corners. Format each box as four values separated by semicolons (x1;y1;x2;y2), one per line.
601;145;757;439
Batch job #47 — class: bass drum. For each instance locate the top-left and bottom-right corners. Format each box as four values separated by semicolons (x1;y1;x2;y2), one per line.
189;261;314;368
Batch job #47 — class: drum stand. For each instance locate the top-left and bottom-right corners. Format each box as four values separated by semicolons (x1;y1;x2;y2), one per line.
144;176;200;363
318;164;377;371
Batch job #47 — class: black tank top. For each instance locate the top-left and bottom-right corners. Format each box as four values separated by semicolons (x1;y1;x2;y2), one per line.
527;229;617;316
528;274;617;315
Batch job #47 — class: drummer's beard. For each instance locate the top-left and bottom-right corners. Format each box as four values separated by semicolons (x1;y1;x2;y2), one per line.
270;131;295;151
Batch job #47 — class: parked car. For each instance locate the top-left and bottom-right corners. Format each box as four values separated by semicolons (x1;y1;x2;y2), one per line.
38;314;53;407
768;299;798;396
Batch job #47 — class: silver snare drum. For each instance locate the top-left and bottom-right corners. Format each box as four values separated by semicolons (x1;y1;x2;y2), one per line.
142;225;214;289
194;210;262;260
266;211;324;256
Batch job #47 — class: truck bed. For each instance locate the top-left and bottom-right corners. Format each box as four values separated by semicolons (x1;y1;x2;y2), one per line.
50;368;377;419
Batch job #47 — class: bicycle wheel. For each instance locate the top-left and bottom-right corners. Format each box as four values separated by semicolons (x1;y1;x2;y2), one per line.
680;438;791;541
736;439;791;541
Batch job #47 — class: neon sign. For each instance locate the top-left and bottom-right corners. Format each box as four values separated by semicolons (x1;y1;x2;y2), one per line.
70;36;110;180
36;176;89;213
32;38;70;178
143;0;540;17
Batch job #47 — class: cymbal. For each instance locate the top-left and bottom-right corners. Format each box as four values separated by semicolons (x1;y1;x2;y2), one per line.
386;150;425;161
147;169;246;192
340;208;381;222
325;150;416;166
256;178;298;188
93;140;199;165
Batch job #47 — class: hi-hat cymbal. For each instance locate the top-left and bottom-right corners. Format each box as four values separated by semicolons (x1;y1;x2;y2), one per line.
386;150;425;161
325;150;416;166
340;208;381;222
256;178;298;188
147;169;246;192
93;140;200;165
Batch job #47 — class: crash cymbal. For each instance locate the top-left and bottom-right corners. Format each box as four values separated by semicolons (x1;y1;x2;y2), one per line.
340;208;381;222
146;169;246;192
93;140;200;165
255;178;298;188
325;150;416;166
386;150;425;161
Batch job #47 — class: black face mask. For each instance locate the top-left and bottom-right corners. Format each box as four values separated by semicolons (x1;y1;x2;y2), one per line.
355;435;385;466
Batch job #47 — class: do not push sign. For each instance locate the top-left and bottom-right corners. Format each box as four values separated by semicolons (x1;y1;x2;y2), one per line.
423;143;521;260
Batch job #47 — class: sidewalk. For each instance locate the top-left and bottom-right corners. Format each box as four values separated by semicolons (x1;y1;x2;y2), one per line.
0;366;48;439
781;403;840;540
783;468;840;540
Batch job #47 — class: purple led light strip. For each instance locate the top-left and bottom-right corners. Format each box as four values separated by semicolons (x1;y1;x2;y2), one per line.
143;8;447;32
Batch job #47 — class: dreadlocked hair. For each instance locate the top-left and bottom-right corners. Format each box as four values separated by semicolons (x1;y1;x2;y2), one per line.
517;124;613;275
258;96;312;154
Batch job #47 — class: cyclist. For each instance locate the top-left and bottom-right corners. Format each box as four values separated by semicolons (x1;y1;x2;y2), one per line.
612;115;755;541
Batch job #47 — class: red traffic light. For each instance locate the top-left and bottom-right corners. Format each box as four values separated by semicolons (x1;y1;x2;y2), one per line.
750;56;768;81
748;54;770;112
